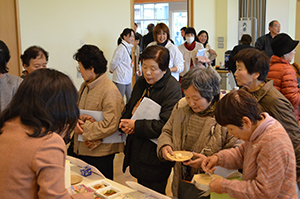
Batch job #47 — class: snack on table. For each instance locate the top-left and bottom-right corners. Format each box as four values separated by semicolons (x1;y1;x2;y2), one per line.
87;180;111;192
102;189;117;196
93;183;107;190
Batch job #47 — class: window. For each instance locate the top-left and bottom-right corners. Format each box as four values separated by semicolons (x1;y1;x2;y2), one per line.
135;3;169;35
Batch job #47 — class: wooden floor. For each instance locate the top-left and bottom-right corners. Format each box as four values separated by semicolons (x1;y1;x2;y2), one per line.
113;152;173;197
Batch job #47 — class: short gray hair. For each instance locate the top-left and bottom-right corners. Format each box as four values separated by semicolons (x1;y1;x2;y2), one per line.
181;66;221;103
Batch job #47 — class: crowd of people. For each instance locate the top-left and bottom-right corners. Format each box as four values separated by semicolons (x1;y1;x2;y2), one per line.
0;20;300;199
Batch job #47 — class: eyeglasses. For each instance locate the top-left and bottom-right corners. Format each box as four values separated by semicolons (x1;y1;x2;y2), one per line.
76;65;80;72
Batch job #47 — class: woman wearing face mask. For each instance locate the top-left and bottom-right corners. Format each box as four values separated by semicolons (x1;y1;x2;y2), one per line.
178;27;205;82
147;23;184;81
109;28;135;103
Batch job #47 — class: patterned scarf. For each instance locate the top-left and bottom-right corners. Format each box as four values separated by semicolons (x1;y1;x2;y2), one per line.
195;101;217;117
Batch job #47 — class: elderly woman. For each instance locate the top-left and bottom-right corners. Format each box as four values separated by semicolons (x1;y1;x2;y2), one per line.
157;67;241;198
120;45;182;194
0;40;22;113
0;69;93;198
234;48;300;188
267;33;300;121
147;23;184;81
20;45;48;78
68;45;124;180
202;89;297;198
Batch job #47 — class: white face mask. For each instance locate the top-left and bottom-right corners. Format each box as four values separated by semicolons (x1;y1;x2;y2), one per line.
186;36;194;44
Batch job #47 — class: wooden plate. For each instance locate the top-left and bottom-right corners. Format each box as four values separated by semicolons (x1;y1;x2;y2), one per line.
192;174;223;191
166;151;193;162
71;175;83;185
193;173;223;185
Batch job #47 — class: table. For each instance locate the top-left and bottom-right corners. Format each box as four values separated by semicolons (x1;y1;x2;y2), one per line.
70;164;144;199
215;69;236;91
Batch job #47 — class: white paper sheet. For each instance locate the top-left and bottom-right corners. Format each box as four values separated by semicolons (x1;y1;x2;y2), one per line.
78;109;126;143
227;71;237;90
126;181;171;199
131;97;161;144
197;48;207;57
66;155;105;178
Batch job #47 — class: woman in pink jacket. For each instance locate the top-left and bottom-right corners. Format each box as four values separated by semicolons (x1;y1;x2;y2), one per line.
0;69;93;199
197;90;296;199
267;33;299;120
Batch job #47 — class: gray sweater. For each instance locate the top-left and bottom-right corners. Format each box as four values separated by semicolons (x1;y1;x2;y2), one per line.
0;73;22;113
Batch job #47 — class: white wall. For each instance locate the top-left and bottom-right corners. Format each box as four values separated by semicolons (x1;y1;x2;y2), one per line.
194;0;238;65
18;0;297;85
193;0;216;50
227;0;239;50
266;0;296;38
19;0;131;89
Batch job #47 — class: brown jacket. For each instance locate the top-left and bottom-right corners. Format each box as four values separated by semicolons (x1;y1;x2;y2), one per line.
0;117;93;199
73;74;124;157
157;101;241;197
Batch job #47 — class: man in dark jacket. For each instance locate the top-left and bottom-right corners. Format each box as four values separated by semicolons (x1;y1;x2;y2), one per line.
255;20;280;57
142;23;155;50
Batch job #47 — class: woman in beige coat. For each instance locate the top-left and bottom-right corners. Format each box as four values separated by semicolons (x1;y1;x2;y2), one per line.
157;67;241;198
68;45;124;180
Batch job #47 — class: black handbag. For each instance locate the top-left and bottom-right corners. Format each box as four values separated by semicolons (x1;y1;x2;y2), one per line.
178;180;210;199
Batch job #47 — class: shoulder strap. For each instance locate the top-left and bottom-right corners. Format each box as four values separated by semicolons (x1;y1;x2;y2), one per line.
121;43;132;60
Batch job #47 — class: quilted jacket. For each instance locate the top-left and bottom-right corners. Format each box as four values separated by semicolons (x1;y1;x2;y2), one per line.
122;69;182;182
268;55;300;121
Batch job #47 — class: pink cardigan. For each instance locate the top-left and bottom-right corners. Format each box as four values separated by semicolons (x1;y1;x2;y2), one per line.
216;113;297;198
0;117;93;199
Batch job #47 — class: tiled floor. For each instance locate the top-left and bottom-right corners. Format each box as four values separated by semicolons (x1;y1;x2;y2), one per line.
113;152;173;197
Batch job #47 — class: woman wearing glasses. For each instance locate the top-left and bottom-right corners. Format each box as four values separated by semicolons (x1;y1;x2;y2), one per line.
68;44;124;180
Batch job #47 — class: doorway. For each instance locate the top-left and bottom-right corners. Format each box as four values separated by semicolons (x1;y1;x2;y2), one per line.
134;1;188;46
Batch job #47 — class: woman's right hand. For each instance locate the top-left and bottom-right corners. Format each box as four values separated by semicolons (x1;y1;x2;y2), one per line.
201;155;218;173
74;119;84;135
162;145;174;161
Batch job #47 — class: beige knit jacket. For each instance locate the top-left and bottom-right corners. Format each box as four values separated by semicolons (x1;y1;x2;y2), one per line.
73;74;124;157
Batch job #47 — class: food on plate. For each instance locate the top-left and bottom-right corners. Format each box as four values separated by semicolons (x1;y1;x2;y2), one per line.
93;183;107;189
174;153;184;159
166;151;193;161
102;189;117;196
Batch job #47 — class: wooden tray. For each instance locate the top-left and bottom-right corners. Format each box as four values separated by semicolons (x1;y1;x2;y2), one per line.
71;175;83;185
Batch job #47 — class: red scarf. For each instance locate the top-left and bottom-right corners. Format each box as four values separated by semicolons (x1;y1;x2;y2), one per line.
184;41;196;51
184;41;196;69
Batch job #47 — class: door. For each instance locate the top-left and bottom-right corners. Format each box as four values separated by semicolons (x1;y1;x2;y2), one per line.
0;0;22;76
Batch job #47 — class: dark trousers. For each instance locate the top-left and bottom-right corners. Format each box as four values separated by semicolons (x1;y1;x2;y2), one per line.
137;178;168;194
67;146;115;180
